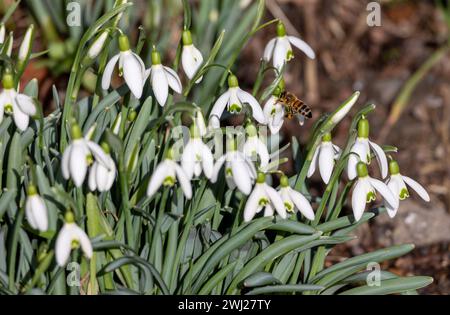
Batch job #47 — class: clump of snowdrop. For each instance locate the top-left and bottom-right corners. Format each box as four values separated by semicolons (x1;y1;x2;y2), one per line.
0;73;37;131
145;47;182;106
102;34;145;99
351;162;398;221
278;175;315;220
384;159;430;218
181;124;214;180
263;21;316;71
244;172;286;222
55;211;92;267
147;147;192;199
61;123;112;187
308;132;341;184
347;118;388;180
242;123;270;169
210;74;266;124
25;185;48;232
211;137;256;195
88;142;117;192
181;30;204;83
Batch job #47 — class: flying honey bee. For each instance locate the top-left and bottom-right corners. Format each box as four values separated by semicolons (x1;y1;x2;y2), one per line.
277;91;312;125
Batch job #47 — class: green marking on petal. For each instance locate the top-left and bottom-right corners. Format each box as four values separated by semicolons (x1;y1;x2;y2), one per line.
366;191;376;203
286;50;294;61
86;154;94;166
4;103;13;113
71;239;80;250
399;188;410;200
229;103;242;114
258;198;269;207
225;168;233;176
284;201;294;212
163;176;175;187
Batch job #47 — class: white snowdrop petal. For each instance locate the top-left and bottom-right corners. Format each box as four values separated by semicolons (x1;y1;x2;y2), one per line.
255;139;270;169
163;66;182;94
287;36;316;59
151;66;169;106
289;188;315;220
201;143;214;179
369;140;388;179
402;175;430;202
174;163;193;199
211;155;227;183
369;178;398;210
263;38;276;61
123;52;144;98
232;159;252;195
237;89;266;124
86;141;111;169
307;146;320;178
96;163;110;191
88;164;98;191
61;145;72;179
264;204;274;217
318;143;335;184
15;94;36;116
386;180;399;218
70;144;88;187
147;161;170;198
101;54;120;90
55;225;73;266
273;37;288;70
31;196;48;232
181;142;196;180
210;91;231;119
73;225;93;259
12;102;29;131
351;180;367;222
25;199;38;230
244;186;264;222
265;185;286;219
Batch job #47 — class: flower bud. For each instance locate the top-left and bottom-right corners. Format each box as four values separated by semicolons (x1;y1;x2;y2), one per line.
87;30;109;59
17;25;35;73
0;23;5;44
330;91;360;125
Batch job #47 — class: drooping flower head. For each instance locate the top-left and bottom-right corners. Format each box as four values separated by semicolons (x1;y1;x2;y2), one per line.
308;132;341;184
209;74;266;125
263;21;316;71
181;124;214;180
347;117;388;180
0;73;37;131
384;159;430;218
244;172;287;222
147;147;192;199
351;162;398;221
278;175;315;220
25;184;48;232
55;211;92;267
211;136;256;195
144;47;182;107
102;34;146;98
88;142;117;192
181;29;204;83
263;80;285;134
242;123;270;170
61;123;112;187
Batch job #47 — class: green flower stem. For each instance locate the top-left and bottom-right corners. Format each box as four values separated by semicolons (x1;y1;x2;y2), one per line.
7;206;24;292
149;189;169;271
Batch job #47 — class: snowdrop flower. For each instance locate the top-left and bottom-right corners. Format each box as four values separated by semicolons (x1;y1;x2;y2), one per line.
263;94;284;134
144;48;182;106
351;162;398;222
86;30;109;60
242;124;270;169
147;148;192;199
88;143;117;192
308;133;341;184
61;123;111;187
55;211;92;267
0;23;5;44
244;172;286;222
211;138;256;195
278;175;315;220
193;109;207;137
102;34;145;99
384;159;430;218
25;185;48;232
0;73;37;131
263;21;315;71
17;24;34;72
181;124;214;180
347;118;388;180
210;74;266;124
181;30;204;83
